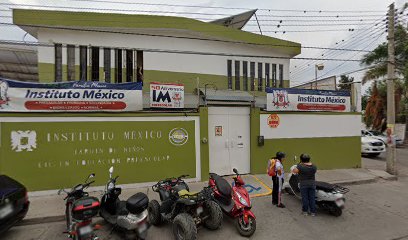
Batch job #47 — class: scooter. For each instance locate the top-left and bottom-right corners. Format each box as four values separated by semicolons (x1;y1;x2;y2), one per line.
58;173;100;240
100;167;150;240
209;168;256;237
284;159;349;217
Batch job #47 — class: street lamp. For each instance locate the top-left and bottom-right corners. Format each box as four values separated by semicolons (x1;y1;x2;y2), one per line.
314;63;324;89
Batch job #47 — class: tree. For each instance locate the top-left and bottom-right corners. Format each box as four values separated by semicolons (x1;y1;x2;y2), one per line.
338;75;354;90
364;81;386;130
361;24;407;131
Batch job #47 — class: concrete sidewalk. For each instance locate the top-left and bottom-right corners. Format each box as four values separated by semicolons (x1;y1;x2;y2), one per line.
22;165;396;225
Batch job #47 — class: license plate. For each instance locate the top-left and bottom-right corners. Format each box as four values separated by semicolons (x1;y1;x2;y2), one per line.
138;223;147;233
0;203;14;219
78;225;93;236
196;206;203;215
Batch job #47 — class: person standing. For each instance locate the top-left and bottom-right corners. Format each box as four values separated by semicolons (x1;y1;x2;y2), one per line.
267;151;286;208
293;154;317;216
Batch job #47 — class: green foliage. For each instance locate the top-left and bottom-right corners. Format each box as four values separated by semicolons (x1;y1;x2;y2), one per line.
338;75;354;90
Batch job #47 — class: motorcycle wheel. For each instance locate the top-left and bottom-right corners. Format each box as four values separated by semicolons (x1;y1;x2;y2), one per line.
203;201;223;230
236;215;256;237
172;213;197;240
148;200;162;226
329;205;343;217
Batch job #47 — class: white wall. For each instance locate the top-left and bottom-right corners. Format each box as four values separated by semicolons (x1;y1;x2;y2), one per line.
260;113;361;139
37;28;291;79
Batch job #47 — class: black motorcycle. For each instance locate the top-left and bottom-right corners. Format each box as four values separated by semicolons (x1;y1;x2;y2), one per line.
100;167;150;240
148;175;223;240
58;173;100;240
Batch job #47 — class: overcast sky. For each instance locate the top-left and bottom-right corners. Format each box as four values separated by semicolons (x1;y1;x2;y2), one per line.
1;0;405;92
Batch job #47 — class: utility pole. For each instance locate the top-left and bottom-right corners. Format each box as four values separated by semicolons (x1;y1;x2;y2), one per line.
386;3;397;175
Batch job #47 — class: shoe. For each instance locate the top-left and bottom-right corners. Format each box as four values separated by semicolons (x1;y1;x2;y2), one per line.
311;213;316;217
277;203;286;208
272;202;278;205
302;212;308;216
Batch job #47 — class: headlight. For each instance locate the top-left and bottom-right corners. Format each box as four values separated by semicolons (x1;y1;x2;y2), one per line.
236;192;249;207
107;182;115;191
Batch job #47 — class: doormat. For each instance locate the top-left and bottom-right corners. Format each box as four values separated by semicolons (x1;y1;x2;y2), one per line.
224;175;272;198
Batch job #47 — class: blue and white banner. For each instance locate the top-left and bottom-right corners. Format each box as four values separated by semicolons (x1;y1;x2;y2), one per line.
0;78;143;112
266;88;351;112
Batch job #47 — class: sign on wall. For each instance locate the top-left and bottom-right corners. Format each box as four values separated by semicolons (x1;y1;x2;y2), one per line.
267;114;280;128
0;118;197;191
150;83;184;108
0;78;143;112
266;88;351;112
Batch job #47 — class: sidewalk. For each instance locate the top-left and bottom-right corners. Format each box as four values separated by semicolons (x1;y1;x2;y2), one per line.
22;163;396;225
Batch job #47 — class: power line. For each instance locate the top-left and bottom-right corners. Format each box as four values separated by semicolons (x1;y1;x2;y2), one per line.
0;3;385;18
64;0;385;13
0;39;369;62
0;22;377;52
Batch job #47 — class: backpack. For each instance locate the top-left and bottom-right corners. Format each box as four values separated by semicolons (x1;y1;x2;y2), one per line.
267;159;277;177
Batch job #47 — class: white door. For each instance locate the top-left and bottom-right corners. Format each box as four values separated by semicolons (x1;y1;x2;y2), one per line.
208;107;250;175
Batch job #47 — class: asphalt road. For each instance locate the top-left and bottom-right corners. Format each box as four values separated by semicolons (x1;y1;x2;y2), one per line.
2;148;408;240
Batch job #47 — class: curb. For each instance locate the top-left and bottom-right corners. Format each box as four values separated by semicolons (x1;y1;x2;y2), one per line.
17;215;65;226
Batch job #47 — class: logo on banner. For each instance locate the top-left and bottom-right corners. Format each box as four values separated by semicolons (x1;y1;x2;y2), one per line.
169;128;188;146
0;80;10;108
11;130;37;152
150;83;184;108
271;90;290;108
267;114;280;128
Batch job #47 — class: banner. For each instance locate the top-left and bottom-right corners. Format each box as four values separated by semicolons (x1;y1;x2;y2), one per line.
266;88;350;112
0;78;143;112
150;82;184;108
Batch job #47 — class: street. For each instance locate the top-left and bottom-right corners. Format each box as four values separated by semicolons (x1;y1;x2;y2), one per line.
1;148;408;240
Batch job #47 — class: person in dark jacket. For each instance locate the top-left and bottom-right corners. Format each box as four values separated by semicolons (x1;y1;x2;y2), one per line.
293;154;317;216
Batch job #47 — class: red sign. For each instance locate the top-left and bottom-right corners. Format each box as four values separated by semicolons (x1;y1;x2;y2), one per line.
267;114;280;128
297;103;346;111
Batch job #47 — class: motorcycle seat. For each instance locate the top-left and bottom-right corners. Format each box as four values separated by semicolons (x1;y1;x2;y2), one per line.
210;173;232;197
178;189;198;197
315;181;335;192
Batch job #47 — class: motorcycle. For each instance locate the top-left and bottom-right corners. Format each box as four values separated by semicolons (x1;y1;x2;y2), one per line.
58;173;100;240
284;160;349;217
100;167;150;240
148;175;223;240
209;168;256;237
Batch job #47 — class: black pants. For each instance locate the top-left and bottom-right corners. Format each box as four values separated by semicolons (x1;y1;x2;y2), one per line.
272;176;284;204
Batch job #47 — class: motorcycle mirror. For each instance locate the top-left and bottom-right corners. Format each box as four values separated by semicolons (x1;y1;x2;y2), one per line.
109;166;114;178
233;168;238;174
57;189;62;195
86;173;95;183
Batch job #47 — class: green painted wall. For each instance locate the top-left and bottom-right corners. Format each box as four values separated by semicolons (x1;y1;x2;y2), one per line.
199;107;209;180
0;119;197;191
250;108;361;173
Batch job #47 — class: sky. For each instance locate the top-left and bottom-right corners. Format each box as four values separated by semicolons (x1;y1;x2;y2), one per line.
0;0;405;93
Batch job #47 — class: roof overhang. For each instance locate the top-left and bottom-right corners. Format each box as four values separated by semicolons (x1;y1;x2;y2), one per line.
13;9;301;57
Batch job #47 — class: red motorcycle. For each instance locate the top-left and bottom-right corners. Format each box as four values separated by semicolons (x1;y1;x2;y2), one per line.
208;168;256;237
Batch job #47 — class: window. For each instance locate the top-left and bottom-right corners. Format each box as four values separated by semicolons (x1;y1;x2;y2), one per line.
242;61;248;91
279;64;284;87
250;62;255;91
103;48;111;83
54;43;62;82
91;47;100;81
126;50;133;82
115;49;122;83
265;63;270;88
258;62;263;91
79;45;87;81
234;61;240;90
272;64;277;87
136;51;143;83
227;60;232;89
67;45;75;81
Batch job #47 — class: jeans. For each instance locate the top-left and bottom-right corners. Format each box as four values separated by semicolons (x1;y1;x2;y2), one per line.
300;186;316;213
272;176;284;204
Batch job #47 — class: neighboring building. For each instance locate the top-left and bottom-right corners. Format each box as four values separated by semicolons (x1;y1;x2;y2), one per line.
0;9;361;191
293;76;337;90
